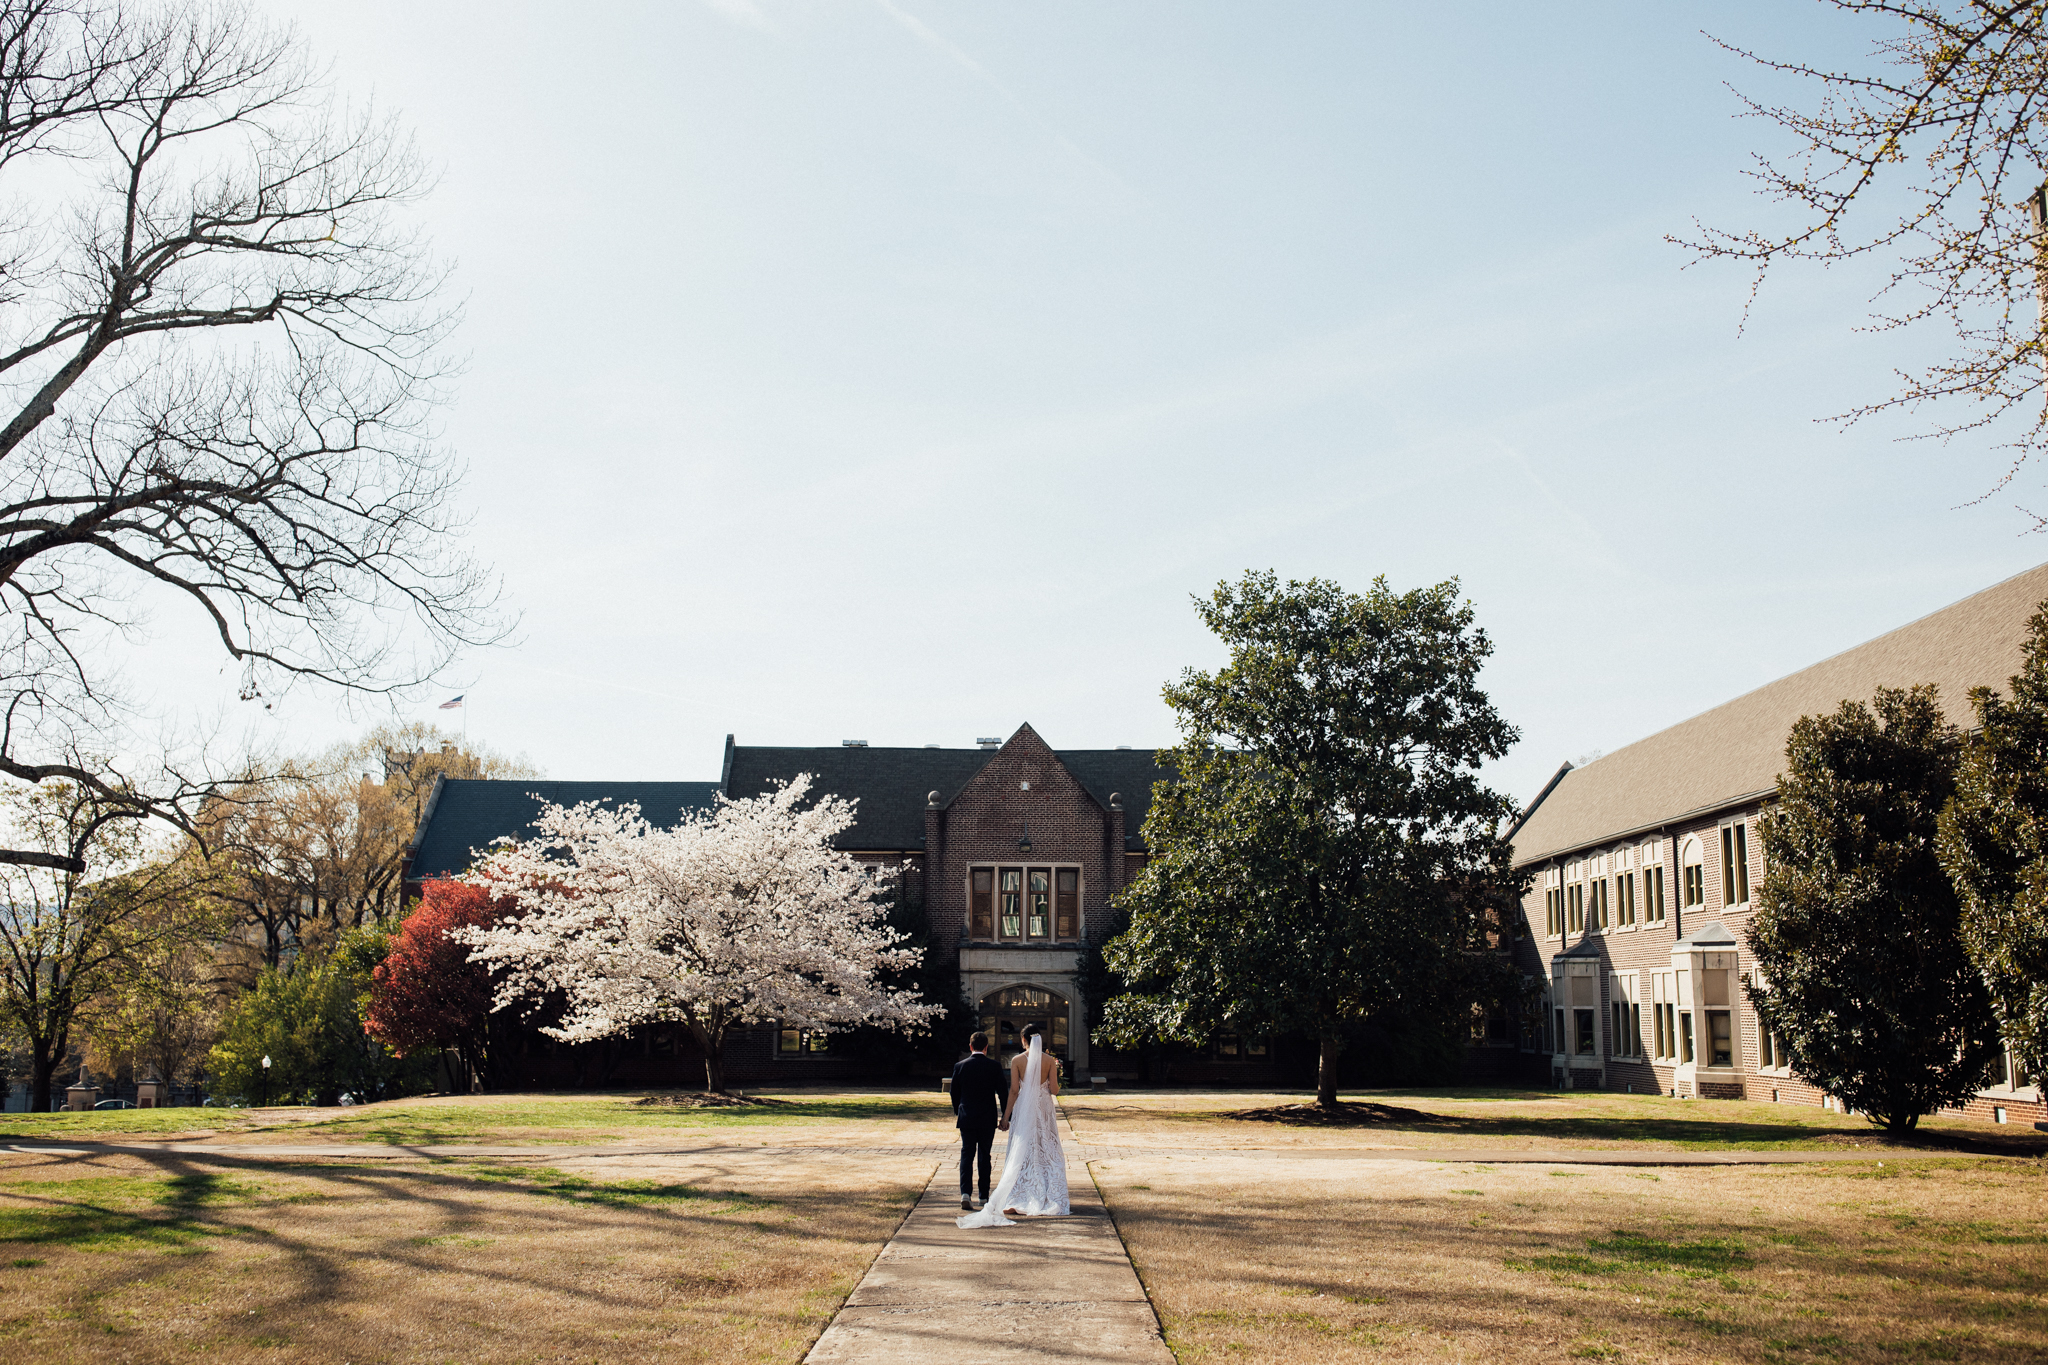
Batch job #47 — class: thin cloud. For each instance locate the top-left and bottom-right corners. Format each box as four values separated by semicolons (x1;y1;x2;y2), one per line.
699;0;776;34
871;0;1131;195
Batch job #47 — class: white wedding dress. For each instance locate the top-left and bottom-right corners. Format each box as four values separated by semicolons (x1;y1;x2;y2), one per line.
957;1035;1069;1227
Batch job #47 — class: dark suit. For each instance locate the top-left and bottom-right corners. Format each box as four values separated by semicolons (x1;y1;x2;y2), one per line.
951;1052;1007;1199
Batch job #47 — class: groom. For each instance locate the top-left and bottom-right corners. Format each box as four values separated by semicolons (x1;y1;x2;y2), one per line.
951;1031;1006;1211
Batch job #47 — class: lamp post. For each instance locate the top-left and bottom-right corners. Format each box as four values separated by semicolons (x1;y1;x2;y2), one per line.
260;1054;271;1108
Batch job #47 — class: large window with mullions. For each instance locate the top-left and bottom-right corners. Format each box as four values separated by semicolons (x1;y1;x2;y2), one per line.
968;865;1081;941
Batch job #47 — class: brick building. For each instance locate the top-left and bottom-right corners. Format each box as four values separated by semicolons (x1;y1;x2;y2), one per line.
404;724;1168;1083
1506;563;2048;1127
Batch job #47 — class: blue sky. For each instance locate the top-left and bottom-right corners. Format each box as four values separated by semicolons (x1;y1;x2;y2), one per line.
218;1;2047;803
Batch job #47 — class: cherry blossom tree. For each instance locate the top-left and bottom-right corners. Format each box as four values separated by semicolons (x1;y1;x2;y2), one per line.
457;778;940;1093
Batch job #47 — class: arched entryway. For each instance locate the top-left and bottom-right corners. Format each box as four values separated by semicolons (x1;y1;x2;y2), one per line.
978;984;1070;1065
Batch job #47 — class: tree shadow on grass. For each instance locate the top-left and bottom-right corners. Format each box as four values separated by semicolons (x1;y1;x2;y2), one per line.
0;1146;926;1359
1217;1101;2048;1155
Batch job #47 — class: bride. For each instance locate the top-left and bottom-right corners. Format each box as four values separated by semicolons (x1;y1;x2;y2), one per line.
957;1024;1069;1227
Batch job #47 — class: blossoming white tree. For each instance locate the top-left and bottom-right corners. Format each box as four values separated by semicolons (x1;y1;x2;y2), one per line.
456;777;939;1092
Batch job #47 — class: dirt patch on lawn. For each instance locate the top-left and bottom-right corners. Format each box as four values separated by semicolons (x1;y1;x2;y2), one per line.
1221;1100;1437;1126
633;1091;800;1109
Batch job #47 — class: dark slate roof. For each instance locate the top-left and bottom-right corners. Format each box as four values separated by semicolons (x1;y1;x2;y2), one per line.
722;742;1177;852
407;779;722;881
722;745;993;850
1054;749;1176;851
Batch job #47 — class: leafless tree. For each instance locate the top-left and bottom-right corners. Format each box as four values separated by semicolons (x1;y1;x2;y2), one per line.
0;0;501;871
1677;3;2048;515
203;723;537;970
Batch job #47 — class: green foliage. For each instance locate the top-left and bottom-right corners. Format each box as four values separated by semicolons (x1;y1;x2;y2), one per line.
1939;604;2048;1086
0;781;230;1110
1751;685;1998;1135
207;928;436;1105
1099;571;1524;1101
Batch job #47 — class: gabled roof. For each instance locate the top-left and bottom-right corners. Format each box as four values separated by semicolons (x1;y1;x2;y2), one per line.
1675;921;1739;950
722;731;1175;852
1511;561;2048;866
407;779;721;882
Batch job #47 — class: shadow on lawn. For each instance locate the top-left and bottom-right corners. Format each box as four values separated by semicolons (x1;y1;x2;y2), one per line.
284;1092;945;1144
1218;1100;2048;1155
0;1144;918;1355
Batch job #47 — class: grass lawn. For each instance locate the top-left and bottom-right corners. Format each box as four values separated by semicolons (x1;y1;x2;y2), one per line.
1063;1087;2048;1154
0;1145;930;1364
1091;1150;2048;1364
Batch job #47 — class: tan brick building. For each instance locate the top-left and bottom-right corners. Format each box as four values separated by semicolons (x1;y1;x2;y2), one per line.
1507;563;2048;1127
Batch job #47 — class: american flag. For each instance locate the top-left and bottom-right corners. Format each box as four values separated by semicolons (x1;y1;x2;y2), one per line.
439;695;464;710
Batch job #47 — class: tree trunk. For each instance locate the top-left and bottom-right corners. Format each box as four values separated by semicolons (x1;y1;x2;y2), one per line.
1317;1032;1341;1109
30;1040;56;1113
703;1042;726;1094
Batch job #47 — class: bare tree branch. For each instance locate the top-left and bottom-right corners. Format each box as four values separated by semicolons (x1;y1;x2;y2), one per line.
1676;3;2048;511
0;1;505;867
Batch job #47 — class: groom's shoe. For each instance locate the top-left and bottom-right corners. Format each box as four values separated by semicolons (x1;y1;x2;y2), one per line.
961;1195;974;1211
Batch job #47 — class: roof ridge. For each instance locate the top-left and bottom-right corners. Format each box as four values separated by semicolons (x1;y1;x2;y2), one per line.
1582;560;2048;767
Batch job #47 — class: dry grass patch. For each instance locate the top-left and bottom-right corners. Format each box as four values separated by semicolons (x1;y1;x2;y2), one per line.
1092;1152;2048;1364
191;1087;959;1148
0;1146;929;1364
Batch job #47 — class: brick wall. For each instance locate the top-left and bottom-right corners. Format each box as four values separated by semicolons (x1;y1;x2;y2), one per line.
1518;803;2048;1126
928;725;1121;948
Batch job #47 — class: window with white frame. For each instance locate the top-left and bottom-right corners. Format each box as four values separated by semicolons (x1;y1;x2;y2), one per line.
1978;1038;2035;1095
1588;854;1609;931
1650;971;1678;1061
777;1026;832;1057
1614;846;1638;928
1750;972;1789;1072
1641;840;1667;926
1543;867;1564;938
1680;834;1706;909
1720;820;1752;908
1565;860;1586;934
1701;964;1736;1067
1560;972;1599;1057
1609;972;1643;1058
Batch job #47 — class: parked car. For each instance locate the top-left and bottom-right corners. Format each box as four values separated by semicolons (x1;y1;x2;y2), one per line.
92;1099;135;1110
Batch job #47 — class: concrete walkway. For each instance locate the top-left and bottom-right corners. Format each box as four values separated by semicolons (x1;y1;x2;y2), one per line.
803;1150;1173;1365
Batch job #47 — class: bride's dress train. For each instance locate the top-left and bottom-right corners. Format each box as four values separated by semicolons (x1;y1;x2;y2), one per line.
957;1036;1069;1228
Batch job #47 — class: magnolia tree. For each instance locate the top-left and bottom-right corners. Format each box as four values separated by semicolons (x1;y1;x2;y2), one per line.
457;778;939;1092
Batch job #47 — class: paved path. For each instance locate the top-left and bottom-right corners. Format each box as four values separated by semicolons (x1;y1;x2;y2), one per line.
803;1150;1173;1365
0;1139;1992;1165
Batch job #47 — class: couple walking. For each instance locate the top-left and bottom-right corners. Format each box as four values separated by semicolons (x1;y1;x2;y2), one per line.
949;1024;1069;1227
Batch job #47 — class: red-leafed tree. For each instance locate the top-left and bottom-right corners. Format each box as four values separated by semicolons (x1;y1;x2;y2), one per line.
366;880;510;1092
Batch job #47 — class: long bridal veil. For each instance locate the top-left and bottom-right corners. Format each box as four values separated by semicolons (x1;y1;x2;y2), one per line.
956;1035;1070;1228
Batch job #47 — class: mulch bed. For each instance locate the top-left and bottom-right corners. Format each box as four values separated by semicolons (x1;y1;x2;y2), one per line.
632;1092;797;1109
1220;1100;1437;1127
